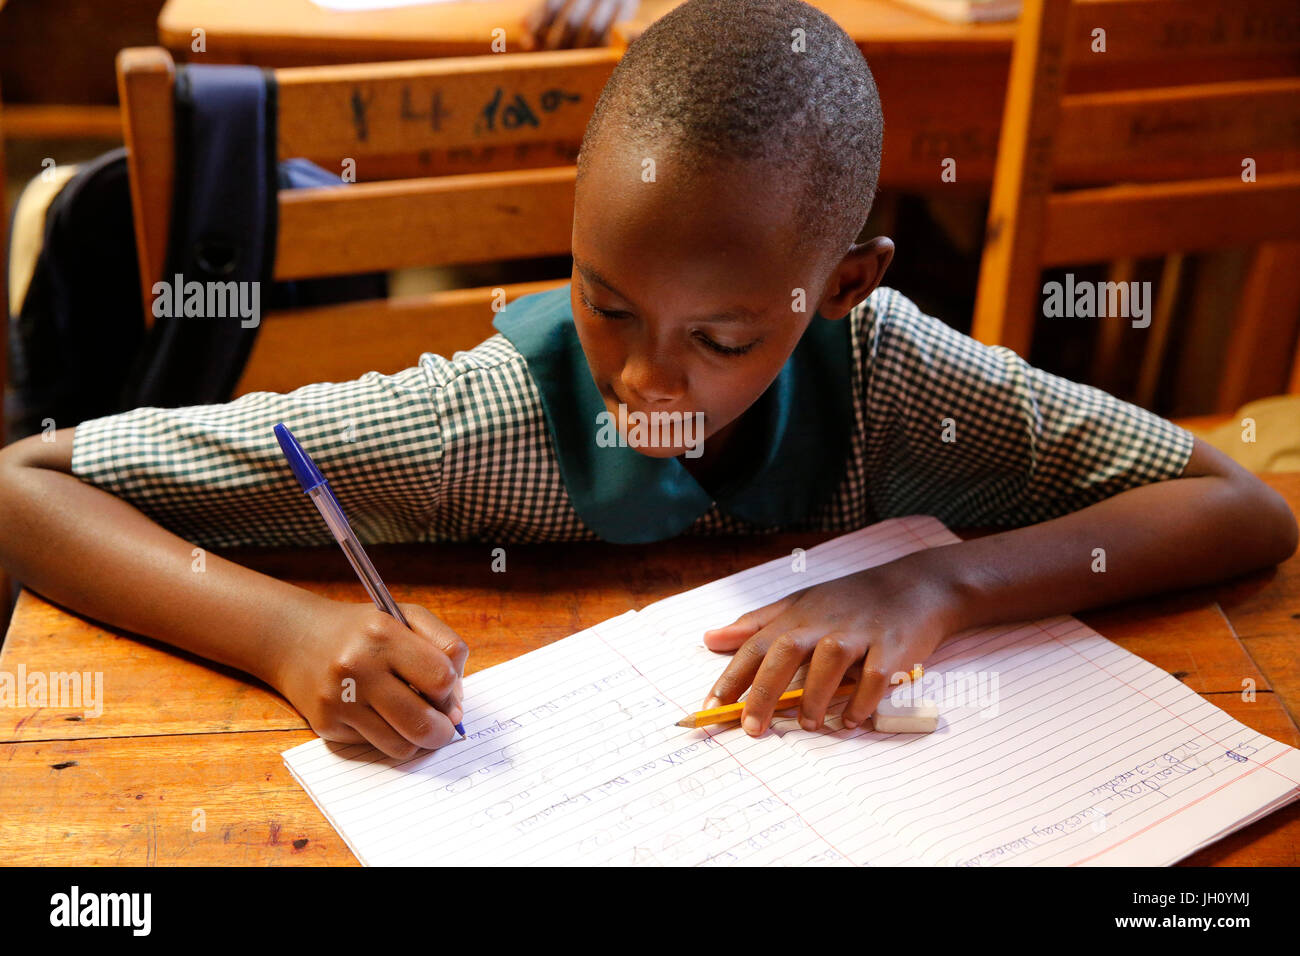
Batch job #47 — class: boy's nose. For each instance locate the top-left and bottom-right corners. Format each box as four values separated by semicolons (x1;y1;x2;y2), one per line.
619;352;687;406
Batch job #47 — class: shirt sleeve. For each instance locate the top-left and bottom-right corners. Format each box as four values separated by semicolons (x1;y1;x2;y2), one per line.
70;363;444;550
857;289;1196;529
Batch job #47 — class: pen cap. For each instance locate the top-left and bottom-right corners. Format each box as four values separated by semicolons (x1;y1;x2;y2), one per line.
274;423;326;494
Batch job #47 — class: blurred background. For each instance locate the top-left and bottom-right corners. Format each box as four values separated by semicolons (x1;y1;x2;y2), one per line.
3;0;1298;433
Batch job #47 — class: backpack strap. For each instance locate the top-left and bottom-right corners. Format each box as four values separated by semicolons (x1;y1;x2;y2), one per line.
121;64;277;409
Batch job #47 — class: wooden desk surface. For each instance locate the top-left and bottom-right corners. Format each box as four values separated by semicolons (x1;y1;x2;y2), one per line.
622;0;1016;52
157;0;1016;63
155;0;1017;187
159;0;543;61
2;473;1297;866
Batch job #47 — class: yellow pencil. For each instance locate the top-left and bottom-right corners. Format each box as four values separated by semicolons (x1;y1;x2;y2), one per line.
674;681;858;729
674;665;927;730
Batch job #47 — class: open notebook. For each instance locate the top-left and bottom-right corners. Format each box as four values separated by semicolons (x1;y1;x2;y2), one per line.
283;515;1300;865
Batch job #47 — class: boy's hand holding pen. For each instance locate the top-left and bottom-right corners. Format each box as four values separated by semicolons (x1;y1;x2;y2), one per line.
274;424;468;760
276;600;467;760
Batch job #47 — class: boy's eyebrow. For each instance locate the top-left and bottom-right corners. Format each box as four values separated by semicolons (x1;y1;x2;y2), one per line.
575;260;763;324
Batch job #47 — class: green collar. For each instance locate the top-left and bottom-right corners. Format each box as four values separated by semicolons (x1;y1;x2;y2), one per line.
493;284;851;543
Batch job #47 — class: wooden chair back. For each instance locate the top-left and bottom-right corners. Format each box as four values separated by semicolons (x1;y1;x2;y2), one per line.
971;0;1300;409
116;45;621;395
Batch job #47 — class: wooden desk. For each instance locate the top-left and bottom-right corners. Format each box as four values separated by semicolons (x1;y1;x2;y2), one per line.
158;0;1016;63
157;0;1017;188
1;472;1297;865
158;0;546;62
148;2;1300;411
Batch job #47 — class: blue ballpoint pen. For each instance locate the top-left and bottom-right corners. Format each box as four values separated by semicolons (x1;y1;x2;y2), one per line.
273;422;466;737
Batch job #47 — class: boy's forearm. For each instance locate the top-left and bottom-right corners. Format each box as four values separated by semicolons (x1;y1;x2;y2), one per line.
901;474;1298;634
0;462;329;689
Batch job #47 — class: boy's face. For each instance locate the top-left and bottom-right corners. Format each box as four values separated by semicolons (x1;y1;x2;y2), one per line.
571;139;869;463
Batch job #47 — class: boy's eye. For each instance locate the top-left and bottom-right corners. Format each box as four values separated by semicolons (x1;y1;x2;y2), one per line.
579;288;758;356
579;287;629;320
693;332;757;356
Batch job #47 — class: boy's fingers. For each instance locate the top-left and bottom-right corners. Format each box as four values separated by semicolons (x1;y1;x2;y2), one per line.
740;628;818;735
345;704;439;762
702;593;800;652
703;620;788;708
398;609;467;723
447;678;464;727
389;634;461;719
842;644;891;729
797;633;857;730
700;622;755;654
402;604;469;675
370;677;458;752
316;723;366;746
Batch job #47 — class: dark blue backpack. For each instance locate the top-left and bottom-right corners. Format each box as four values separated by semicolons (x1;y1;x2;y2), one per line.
5;64;386;444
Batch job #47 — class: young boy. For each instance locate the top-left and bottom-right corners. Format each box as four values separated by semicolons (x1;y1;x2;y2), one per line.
0;0;1294;761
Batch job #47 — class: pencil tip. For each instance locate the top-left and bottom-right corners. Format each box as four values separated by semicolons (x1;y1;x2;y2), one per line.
454;723;466;737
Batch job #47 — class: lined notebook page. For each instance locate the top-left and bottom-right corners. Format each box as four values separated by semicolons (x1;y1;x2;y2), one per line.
284;515;1300;865
629;516;1300;866
284;609;919;866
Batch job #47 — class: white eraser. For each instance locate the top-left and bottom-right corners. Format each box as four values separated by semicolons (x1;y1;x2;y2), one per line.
871;697;939;733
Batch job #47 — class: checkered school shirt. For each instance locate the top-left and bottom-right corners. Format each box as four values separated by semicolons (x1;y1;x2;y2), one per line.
69;287;1195;550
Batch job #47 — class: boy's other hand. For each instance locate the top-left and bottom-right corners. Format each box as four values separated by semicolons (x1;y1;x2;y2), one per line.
523;0;636;50
699;565;961;736
278;601;468;760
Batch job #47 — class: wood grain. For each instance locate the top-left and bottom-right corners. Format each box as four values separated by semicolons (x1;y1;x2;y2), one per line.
275;48;617;159
115;47;174;335
968;0;1300;414
232;279;567;395
1;473;1296;865
0;730;350;866
273;166;577;279
972;0;1070;358
1041;172;1300;266
0;593;306;743
159;0;545;62
1217;242;1300;412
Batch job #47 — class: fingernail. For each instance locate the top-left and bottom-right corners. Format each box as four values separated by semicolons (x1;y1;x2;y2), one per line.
799;716;817;731
450;705;463;726
703;696;721;710
742;715;761;736
843;717;859;729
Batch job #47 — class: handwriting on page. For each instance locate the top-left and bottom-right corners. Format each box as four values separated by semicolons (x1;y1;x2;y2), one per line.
291;615;877;866
953;736;1268;867
285;516;1300;867
630;547;1299;870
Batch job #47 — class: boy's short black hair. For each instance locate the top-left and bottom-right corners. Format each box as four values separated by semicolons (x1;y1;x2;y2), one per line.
577;0;883;272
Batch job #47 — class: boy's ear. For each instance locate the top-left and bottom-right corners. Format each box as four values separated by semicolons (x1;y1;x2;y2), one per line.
817;237;895;320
